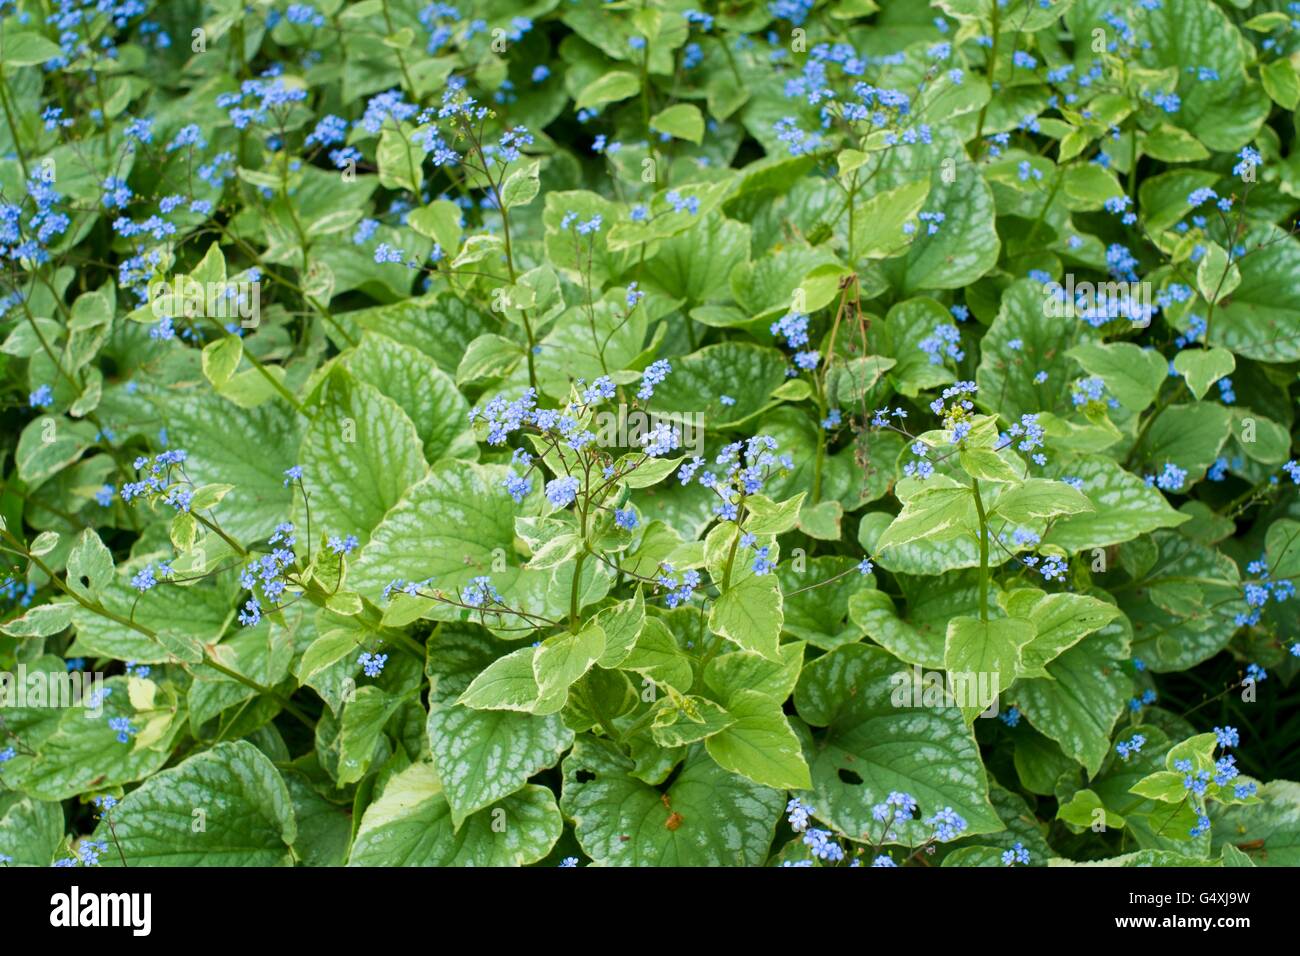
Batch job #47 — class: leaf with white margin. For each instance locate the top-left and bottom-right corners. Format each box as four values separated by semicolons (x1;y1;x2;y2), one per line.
560;737;783;866
1043;455;1189;551
709;572;783;661
794;643;1002;844
348;762;560;866
426;627;573;827
848;570;988;669
875;485;979;553
1002;589;1123;676
993;477;1094;524
458;645;542;712
532;622;605;714
944;615;1035;724
91;741;295;866
704;688;811;790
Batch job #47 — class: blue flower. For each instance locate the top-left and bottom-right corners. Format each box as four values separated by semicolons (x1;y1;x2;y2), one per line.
1213;725;1239;749
107;717;136;744
1116;734;1146;760
545;476;580;508
637;359;672;400
358;652;388;677
1001;842;1030;866
927;806;967;841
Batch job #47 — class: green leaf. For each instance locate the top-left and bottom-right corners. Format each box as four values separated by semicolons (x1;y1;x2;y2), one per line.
348;461;516;600
650;695;736;748
1138;402;1232;477
1066;341;1168;412
426;628;573;827
875;485;978;553
944;615;1035;723
533;622;605;714
202;335;243;389
1014;635;1129;777
1172;347;1236;401
1204;224;1300;362
709;572;783;661
1058;789;1126;830
156;388;299;542
65;529;113;602
1004;590;1123;676
845;179;930;261
875;126;1000;293
621;616;695;692
407;199;463;252
1262;59;1300;110
704;689;812;789
743;492;806;535
595;589;646;668
1196;243;1241;304
337;686;405;785
794;644;1002;843
348;762;560;865
704;641;805;704
560;738;783;865
299;373;428;548
959;447;1022;483
575;70;641;111
1044;456;1189;551
1073;0;1269;151
0;797;64;866
376;125;423;194
342;332;474;462
649;103;704;144
994;478;1095;524
0;602;73;638
500;157;541;209
457;646;542;712
1210;781;1300;866
91;742;295;866
1;31;63;65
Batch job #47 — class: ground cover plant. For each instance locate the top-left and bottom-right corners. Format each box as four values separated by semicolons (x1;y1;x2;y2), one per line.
0;0;1298;869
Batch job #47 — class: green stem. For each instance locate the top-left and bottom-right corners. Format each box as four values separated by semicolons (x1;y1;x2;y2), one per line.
972;1;1001;154
569;550;587;632
972;479;989;622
